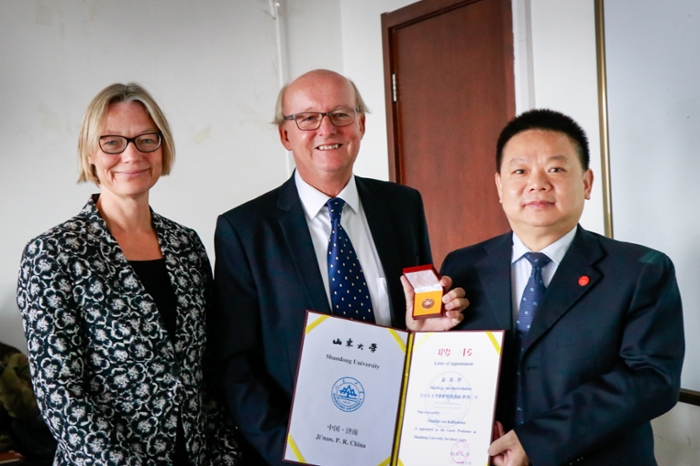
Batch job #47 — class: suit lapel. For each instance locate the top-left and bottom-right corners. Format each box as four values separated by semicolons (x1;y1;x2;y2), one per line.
277;176;332;315
523;227;604;351
477;233;514;330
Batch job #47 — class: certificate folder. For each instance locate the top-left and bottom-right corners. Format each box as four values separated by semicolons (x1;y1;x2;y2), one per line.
284;312;504;466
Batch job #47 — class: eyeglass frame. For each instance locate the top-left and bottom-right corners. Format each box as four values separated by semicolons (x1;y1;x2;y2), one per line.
282;107;361;131
98;132;163;154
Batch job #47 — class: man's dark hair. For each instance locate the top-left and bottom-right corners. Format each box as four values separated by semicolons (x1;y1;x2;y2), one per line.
496;109;590;172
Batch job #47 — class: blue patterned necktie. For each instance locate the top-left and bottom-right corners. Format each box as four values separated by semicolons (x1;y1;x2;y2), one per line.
515;251;551;425
326;198;375;323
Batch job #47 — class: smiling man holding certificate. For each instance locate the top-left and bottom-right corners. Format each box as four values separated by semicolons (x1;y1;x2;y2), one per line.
213;69;468;466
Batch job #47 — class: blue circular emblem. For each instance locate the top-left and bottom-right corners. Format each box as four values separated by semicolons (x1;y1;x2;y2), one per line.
331;377;365;412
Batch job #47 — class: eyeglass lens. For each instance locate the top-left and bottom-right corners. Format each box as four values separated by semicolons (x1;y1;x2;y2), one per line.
99;133;162;154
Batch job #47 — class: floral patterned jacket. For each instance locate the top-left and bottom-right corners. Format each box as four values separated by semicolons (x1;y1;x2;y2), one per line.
16;196;239;465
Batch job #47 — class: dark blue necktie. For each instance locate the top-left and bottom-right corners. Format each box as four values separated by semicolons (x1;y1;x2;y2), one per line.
326;198;375;323
515;252;551;425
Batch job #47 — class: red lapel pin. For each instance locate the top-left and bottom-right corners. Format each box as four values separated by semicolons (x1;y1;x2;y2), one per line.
578;276;590;286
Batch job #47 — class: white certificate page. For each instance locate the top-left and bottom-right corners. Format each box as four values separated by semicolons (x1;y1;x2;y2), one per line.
396;331;504;466
285;312;409;466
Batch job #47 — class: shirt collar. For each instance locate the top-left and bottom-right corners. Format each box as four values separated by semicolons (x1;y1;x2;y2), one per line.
511;225;578;265
294;170;359;220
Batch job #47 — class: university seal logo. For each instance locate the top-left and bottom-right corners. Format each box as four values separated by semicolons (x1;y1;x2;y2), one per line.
331;377;365;412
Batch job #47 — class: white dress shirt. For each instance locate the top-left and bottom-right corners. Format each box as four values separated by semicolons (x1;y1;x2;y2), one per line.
294;171;392;326
510;226;578;317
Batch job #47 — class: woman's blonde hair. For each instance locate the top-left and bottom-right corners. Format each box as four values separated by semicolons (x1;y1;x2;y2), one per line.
77;83;175;184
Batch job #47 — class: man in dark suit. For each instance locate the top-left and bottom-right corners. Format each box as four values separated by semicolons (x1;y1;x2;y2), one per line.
213;69;466;465
442;109;684;466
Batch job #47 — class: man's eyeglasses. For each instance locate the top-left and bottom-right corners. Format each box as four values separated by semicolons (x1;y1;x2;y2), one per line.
99;132;162;154
283;107;360;131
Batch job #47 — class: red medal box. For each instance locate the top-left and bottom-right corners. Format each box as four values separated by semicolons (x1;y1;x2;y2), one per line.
403;264;444;319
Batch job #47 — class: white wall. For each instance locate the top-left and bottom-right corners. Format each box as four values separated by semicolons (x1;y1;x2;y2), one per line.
0;0;287;351
602;2;700;463
604;0;700;393
515;1;699;464
653;403;700;465
513;0;605;235
285;0;344;79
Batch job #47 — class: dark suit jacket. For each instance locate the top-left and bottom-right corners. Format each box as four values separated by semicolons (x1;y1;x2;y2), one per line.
212;175;432;465
441;226;684;466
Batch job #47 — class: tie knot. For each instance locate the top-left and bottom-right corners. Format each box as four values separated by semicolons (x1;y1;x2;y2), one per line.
524;252;551;268
326;198;345;222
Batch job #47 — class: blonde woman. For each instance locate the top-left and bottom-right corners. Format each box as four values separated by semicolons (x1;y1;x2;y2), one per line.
16;83;238;465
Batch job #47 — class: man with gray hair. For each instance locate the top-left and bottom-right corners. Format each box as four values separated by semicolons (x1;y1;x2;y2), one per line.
212;69;467;464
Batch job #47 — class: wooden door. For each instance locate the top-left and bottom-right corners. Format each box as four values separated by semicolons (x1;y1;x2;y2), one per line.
382;0;514;268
